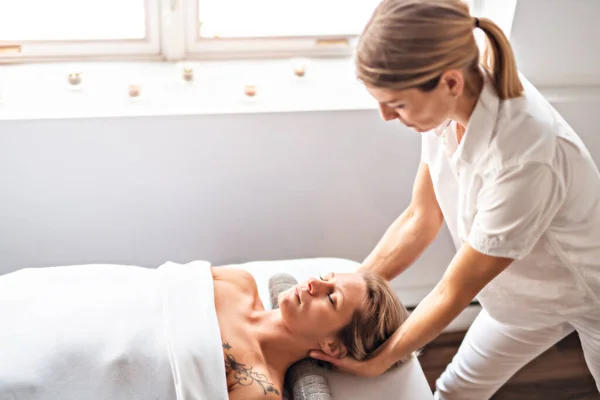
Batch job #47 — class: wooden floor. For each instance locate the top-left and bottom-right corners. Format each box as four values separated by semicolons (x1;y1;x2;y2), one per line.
419;331;599;400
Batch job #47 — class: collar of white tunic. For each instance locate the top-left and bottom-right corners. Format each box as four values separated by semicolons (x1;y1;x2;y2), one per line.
434;67;501;164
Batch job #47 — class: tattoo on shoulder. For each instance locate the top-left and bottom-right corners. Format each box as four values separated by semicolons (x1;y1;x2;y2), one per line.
222;342;280;396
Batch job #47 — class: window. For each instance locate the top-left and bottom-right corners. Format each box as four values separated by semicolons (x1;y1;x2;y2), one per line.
197;1;380;38
185;0;486;59
0;0;147;41
184;0;382;59
0;0;495;62
0;0;160;61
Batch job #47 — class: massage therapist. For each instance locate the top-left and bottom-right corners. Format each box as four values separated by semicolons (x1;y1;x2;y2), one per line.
309;1;600;398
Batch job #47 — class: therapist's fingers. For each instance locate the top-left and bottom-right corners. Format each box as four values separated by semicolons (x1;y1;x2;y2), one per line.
309;351;381;377
308;350;341;367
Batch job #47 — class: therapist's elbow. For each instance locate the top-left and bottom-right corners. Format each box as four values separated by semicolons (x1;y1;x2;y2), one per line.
409;204;444;238
436;281;479;314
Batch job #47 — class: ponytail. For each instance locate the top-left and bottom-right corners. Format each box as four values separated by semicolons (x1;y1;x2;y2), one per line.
356;0;524;100
477;17;523;99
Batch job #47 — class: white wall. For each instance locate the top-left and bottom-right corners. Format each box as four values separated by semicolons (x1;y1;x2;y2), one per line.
0;110;457;306
511;0;600;87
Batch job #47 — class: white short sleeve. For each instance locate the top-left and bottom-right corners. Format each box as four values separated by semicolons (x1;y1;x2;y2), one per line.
468;162;566;260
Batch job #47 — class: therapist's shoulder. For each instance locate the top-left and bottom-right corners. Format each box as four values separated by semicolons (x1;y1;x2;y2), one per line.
492;81;564;165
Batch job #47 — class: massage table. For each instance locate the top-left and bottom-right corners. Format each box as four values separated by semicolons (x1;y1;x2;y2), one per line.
0;258;433;400
227;257;435;400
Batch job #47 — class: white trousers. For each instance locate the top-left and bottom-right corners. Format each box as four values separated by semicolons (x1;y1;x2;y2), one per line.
434;308;600;400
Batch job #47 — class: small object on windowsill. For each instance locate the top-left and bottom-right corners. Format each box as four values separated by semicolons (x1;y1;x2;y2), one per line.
291;58;309;82
182;67;194;82
67;72;83;91
128;84;141;101
294;66;306;77
67;72;82;86
242;83;259;105
244;84;257;97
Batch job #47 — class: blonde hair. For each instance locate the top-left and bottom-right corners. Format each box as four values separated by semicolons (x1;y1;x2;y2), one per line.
338;269;411;371
356;0;523;99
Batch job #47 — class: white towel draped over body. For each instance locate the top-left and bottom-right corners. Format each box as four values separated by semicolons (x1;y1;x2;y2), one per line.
0;261;228;400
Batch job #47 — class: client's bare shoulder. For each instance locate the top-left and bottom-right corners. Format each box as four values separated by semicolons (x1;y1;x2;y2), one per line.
211;266;264;310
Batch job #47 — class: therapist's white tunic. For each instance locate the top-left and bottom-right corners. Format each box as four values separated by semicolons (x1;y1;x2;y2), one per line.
422;70;600;330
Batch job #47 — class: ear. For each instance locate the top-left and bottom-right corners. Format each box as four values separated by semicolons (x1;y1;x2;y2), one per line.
440;69;465;98
319;339;348;359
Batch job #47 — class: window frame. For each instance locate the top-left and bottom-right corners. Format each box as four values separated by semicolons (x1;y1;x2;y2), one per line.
184;0;484;60
182;0;357;60
0;0;497;63
0;0;162;63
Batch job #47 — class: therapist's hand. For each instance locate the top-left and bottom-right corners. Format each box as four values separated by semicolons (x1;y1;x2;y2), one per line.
308;351;386;377
309;338;397;377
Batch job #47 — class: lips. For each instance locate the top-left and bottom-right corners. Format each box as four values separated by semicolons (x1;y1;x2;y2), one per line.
294;287;301;304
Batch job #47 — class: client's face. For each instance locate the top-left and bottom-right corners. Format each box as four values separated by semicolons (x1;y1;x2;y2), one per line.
279;272;367;340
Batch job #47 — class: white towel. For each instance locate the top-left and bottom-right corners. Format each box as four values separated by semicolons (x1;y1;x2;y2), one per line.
0;260;228;400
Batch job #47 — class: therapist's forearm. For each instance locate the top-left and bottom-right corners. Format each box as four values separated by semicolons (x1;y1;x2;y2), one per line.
361;207;443;281
387;279;474;363
382;244;513;365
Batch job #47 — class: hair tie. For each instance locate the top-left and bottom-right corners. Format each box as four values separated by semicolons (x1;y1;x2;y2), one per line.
474;17;480;28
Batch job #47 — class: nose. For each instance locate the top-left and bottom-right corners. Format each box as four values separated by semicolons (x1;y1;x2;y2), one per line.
378;103;398;122
306;277;334;296
397;114;411;127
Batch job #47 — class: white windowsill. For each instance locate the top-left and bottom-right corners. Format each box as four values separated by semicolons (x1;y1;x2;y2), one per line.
1;58;599;122
0;58;379;121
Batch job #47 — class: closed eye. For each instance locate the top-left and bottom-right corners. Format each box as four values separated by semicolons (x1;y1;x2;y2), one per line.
320;275;335;307
385;103;404;109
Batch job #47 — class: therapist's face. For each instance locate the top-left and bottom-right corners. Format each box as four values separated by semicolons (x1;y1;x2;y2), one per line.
366;69;464;133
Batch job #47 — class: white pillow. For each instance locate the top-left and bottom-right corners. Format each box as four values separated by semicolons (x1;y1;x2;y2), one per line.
222;258;361;310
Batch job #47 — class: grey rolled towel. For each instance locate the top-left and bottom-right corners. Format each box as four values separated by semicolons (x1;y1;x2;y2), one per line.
268;273;332;400
269;273;297;310
286;359;331;400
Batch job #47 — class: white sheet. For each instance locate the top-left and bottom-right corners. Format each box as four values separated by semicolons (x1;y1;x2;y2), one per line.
226;257;435;400
0;260;228;400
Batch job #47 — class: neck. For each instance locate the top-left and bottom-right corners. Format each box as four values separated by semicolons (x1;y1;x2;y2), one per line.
250;309;319;373
451;70;484;142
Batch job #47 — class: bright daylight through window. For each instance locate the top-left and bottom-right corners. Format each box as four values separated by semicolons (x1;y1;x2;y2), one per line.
0;0;146;41
197;0;382;38
0;0;481;60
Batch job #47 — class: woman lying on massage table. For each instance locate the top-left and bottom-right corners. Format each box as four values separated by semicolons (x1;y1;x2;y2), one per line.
213;266;409;399
0;261;409;400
